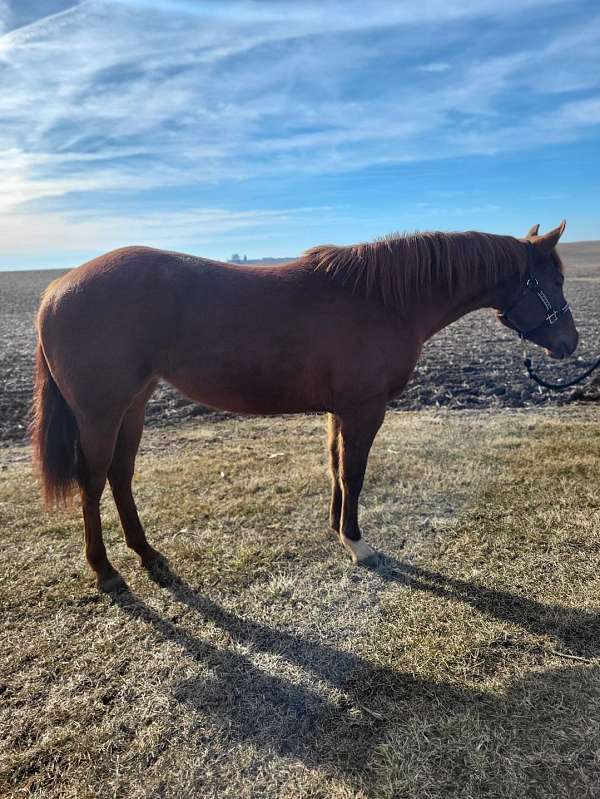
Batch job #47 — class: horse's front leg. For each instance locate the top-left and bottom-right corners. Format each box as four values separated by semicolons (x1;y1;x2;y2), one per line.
336;397;386;567
327;413;342;533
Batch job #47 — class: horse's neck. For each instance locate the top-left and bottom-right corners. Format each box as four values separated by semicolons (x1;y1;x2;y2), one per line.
417;279;506;343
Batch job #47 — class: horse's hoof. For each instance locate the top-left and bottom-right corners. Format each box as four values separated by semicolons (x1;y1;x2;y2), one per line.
141;547;167;569
98;572;127;593
143;550;172;584
356;550;379;568
340;535;379;568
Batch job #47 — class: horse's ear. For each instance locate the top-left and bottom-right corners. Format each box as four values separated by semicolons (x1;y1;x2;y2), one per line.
526;223;540;238
532;219;566;253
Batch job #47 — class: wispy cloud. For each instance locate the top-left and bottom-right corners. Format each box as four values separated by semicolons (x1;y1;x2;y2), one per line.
0;1;10;34
0;203;334;257
417;62;451;73
0;0;598;262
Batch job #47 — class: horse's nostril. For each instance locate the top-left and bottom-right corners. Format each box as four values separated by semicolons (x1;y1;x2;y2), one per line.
549;343;569;360
571;330;579;355
559;342;573;360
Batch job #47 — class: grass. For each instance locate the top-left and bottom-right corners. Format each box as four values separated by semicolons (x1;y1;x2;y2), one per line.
0;408;599;798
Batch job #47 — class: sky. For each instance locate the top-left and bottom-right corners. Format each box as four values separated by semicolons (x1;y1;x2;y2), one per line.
0;0;599;270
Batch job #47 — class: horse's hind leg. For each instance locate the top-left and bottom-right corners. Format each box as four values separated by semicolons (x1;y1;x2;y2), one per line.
336;398;386;567
108;384;163;569
77;421;125;592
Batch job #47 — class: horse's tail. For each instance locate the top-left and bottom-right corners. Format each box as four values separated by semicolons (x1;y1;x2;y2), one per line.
30;341;80;506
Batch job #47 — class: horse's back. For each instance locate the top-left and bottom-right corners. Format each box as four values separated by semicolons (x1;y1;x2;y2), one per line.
35;245;399;416
36;247;322;410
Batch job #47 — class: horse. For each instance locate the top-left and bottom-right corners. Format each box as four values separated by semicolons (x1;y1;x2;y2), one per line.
30;221;578;591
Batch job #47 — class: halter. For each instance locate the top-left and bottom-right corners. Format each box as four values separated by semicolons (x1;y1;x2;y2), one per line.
500;243;600;391
499;243;570;338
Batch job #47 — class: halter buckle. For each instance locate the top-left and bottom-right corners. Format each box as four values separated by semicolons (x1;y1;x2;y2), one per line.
546;310;559;325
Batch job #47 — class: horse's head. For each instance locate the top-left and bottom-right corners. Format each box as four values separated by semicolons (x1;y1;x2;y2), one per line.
497;221;578;360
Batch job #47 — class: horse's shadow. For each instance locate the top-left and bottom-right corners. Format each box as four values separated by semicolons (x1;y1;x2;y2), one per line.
378;555;600;658
109;562;465;778
109;558;600;787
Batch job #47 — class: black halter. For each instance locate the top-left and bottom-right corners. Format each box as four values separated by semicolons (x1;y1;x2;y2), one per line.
499;243;570;338
499;243;600;391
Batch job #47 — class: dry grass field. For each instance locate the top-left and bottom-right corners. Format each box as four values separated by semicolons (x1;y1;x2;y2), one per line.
1;408;599;798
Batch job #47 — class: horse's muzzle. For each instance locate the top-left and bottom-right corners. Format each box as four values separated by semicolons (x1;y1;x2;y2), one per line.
546;330;579;360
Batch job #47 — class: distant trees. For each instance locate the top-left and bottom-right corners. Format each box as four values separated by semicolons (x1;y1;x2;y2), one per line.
228;254;293;265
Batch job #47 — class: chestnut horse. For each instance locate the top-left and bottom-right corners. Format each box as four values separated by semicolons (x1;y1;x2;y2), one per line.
31;222;577;591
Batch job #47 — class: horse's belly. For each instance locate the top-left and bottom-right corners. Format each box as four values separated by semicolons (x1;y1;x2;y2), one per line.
163;368;328;416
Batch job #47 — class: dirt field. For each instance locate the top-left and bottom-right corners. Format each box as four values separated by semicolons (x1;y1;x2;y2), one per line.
1;409;599;798
1;241;599;443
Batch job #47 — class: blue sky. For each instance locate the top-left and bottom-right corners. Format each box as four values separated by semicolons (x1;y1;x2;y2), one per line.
0;0;599;269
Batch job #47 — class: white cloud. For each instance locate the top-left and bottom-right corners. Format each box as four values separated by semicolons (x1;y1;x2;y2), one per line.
417;62;451;73
0;0;598;246
0;203;332;255
0;1;10;34
554;97;600;126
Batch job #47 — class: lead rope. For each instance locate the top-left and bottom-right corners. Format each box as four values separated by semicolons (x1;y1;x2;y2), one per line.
521;335;600;391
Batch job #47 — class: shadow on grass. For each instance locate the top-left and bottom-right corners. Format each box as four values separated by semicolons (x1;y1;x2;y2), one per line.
379;556;600;658
108;562;467;782
107;561;600;792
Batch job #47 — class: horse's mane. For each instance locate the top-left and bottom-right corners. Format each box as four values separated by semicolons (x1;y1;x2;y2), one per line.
302;231;529;314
